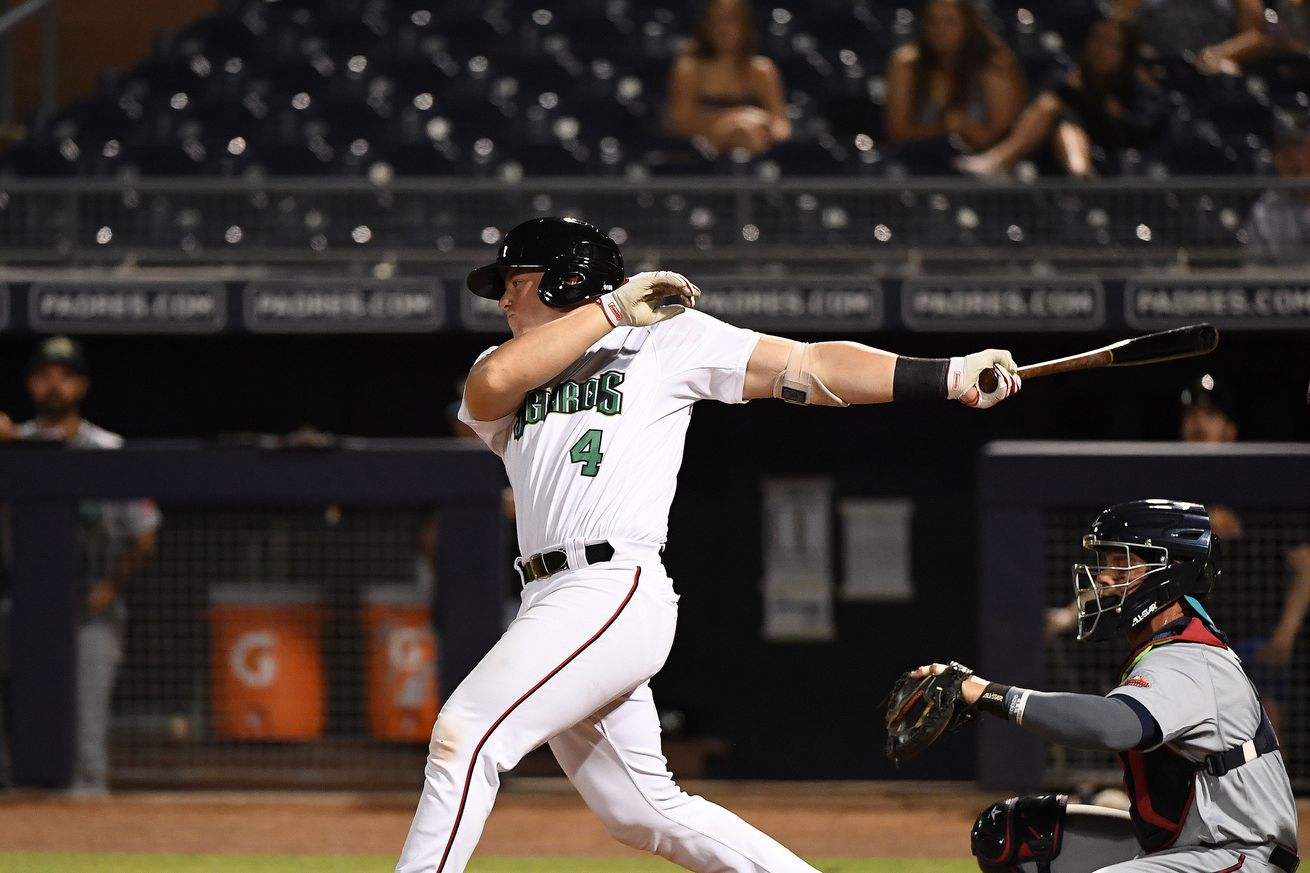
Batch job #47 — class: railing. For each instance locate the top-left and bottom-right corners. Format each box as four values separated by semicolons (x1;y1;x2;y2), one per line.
1;175;1305;271
0;0;57;128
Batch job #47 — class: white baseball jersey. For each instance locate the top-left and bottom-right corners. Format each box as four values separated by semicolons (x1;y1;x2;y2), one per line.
458;309;761;556
404;307;826;873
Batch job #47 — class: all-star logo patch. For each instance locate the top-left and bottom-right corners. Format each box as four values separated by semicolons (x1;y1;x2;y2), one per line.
1123;674;1150;689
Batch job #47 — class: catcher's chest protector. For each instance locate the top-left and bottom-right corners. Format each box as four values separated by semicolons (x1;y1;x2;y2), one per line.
1114;618;1274;854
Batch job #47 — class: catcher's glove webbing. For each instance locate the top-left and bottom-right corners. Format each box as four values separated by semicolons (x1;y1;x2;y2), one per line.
884;661;977;764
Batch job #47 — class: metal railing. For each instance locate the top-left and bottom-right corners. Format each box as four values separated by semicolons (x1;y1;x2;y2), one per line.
0;175;1305;272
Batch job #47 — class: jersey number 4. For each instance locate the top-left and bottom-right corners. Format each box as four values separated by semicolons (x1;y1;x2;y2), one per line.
569;429;604;477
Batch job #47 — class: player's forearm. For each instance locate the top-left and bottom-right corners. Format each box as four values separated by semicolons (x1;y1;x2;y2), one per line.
465;305;613;421
809;342;897;404
795;344;1015;406
809;344;969;404
976;686;1152;751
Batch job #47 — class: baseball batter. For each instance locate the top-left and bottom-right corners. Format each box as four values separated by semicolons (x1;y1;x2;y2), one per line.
900;500;1300;873
396;217;1022;873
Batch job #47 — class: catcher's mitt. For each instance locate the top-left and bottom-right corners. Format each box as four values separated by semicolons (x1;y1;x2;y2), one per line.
884;661;978;764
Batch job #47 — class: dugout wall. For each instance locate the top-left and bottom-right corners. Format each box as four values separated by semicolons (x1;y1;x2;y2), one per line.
0;441;504;787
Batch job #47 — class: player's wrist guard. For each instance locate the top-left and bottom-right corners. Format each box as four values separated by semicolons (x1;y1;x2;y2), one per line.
977;682;1031;725
892;356;953;400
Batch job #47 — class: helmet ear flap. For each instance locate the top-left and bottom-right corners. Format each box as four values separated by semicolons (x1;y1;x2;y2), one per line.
537;258;588;308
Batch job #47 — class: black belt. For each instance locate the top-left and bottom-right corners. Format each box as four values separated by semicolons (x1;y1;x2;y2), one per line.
1270;845;1300;873
515;541;615;585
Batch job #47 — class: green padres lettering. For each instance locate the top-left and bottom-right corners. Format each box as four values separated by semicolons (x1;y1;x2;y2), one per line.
513;370;625;439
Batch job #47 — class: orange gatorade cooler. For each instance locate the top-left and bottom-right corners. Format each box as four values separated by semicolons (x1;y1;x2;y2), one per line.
208;585;326;740
361;584;439;742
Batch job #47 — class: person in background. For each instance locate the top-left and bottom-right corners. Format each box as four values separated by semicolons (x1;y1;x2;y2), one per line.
883;0;1024;169
0;336;160;794
1242;111;1310;263
1115;0;1268;74
957;16;1165;177
666;0;791;156
1268;0;1310;53
1177;375;1310;734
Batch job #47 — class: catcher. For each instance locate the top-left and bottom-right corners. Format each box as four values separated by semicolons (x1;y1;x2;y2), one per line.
885;499;1300;873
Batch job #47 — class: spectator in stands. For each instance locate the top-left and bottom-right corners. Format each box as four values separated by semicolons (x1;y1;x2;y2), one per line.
1114;0;1268;74
0;337;160;794
666;0;791;156
1242;111;1310;262
957;16;1165;177
1268;0;1310;53
883;0;1024;171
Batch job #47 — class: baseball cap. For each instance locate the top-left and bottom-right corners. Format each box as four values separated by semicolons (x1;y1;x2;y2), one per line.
27;335;88;376
1180;373;1234;417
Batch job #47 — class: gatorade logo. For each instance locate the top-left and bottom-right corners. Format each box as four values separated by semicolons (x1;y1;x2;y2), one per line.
231;630;278;688
387;627;430;672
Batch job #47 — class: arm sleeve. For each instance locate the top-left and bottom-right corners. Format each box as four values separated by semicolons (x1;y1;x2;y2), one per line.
456;347;516;457
1011;690;1155;751
650;309;762;403
1107;646;1213;748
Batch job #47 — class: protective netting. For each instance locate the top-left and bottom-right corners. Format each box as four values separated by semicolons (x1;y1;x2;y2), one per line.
1043;507;1310;790
106;504;445;789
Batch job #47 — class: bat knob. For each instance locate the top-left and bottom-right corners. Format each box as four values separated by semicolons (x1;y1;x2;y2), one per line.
977;367;999;394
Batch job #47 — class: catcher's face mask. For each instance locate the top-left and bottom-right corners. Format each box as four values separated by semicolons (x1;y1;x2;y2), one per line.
1072;537;1169;641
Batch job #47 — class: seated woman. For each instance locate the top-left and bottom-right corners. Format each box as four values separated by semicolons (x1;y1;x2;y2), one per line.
666;0;791;156
883;0;1024;167
957;16;1165;177
1115;0;1269;75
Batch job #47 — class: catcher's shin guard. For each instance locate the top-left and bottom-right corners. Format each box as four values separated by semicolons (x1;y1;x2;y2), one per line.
972;796;1138;873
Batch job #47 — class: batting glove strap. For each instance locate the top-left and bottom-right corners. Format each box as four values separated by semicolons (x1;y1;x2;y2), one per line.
944;356;967;400
596;291;627;327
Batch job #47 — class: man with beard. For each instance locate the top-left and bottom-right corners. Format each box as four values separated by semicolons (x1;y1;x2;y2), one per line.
0;336;160;793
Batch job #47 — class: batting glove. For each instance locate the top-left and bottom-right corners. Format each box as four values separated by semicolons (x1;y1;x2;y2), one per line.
947;349;1021;409
596;271;700;328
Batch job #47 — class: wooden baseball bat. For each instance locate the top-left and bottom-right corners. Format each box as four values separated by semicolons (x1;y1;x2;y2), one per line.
976;323;1220;393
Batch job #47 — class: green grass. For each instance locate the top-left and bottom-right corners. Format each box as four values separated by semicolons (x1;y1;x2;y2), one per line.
0;854;977;873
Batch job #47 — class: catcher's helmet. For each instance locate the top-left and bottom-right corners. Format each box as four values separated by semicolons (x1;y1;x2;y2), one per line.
1073;499;1219;641
466;217;624;309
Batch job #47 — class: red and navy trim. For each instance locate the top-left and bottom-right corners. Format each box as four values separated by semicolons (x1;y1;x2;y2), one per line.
433;568;642;873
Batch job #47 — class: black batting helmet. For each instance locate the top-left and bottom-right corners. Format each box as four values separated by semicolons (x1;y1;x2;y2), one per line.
466;217;624;309
1073;499;1219;642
